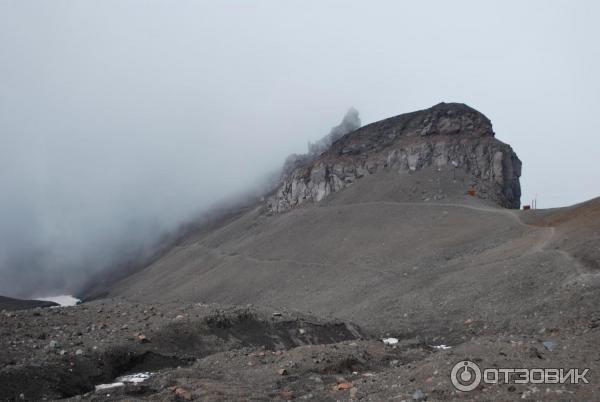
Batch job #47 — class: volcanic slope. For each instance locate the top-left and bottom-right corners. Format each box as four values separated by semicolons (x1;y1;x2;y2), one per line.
106;180;599;341
104;104;600;344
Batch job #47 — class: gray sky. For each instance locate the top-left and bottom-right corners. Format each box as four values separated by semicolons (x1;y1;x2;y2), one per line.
1;1;599;297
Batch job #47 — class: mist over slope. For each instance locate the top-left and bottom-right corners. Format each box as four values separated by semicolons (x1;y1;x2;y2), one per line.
0;105;359;299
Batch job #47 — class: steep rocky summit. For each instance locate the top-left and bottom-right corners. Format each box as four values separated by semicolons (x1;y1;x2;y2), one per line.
269;103;521;212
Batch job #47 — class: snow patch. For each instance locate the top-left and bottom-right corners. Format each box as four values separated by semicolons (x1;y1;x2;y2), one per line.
36;295;80;307
95;372;153;392
95;382;124;391
117;372;152;384
382;337;399;345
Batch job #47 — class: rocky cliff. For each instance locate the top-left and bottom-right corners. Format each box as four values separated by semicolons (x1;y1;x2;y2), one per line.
268;102;521;211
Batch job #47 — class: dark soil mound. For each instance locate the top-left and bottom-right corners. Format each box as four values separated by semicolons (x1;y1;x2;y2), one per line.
0;295;58;311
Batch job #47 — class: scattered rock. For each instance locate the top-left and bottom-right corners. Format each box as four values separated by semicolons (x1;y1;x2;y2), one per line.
542;341;556;352
278;368;288;376
528;347;544;359
412;389;427;401
174;387;192;401
310;375;323;383
334;382;353;391
136;332;150;343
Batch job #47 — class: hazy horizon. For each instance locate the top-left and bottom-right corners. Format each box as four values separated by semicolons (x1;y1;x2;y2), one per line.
1;1;599;298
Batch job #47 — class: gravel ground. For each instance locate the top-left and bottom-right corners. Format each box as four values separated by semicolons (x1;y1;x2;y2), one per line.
1;298;599;401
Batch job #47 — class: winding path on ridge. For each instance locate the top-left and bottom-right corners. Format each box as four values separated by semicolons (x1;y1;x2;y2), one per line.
338;201;598;275
195;200;574;273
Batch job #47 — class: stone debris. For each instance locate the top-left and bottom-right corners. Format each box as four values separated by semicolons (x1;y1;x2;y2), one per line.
173;387;192;401
135;332;150;343
412;389;427;401
542;341;556;351
334;382;353;391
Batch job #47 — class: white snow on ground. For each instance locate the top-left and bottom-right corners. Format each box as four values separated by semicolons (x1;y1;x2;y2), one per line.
116;372;152;384
382;337;399;345
94;372;153;391
95;382;124;391
36;295;80;306
382;338;451;349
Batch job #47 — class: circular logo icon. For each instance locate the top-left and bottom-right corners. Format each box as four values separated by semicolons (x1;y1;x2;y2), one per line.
451;360;482;392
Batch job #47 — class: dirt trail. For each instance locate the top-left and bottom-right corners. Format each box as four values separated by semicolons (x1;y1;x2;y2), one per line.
336;200;529;225
335;200;598;279
338;200;554;250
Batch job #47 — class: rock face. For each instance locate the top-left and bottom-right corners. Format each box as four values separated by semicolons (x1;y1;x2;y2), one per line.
268;103;521;212
280;107;361;179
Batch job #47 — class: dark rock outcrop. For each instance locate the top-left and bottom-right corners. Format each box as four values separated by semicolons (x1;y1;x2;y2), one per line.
281;107;361;179
268;103;521;211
